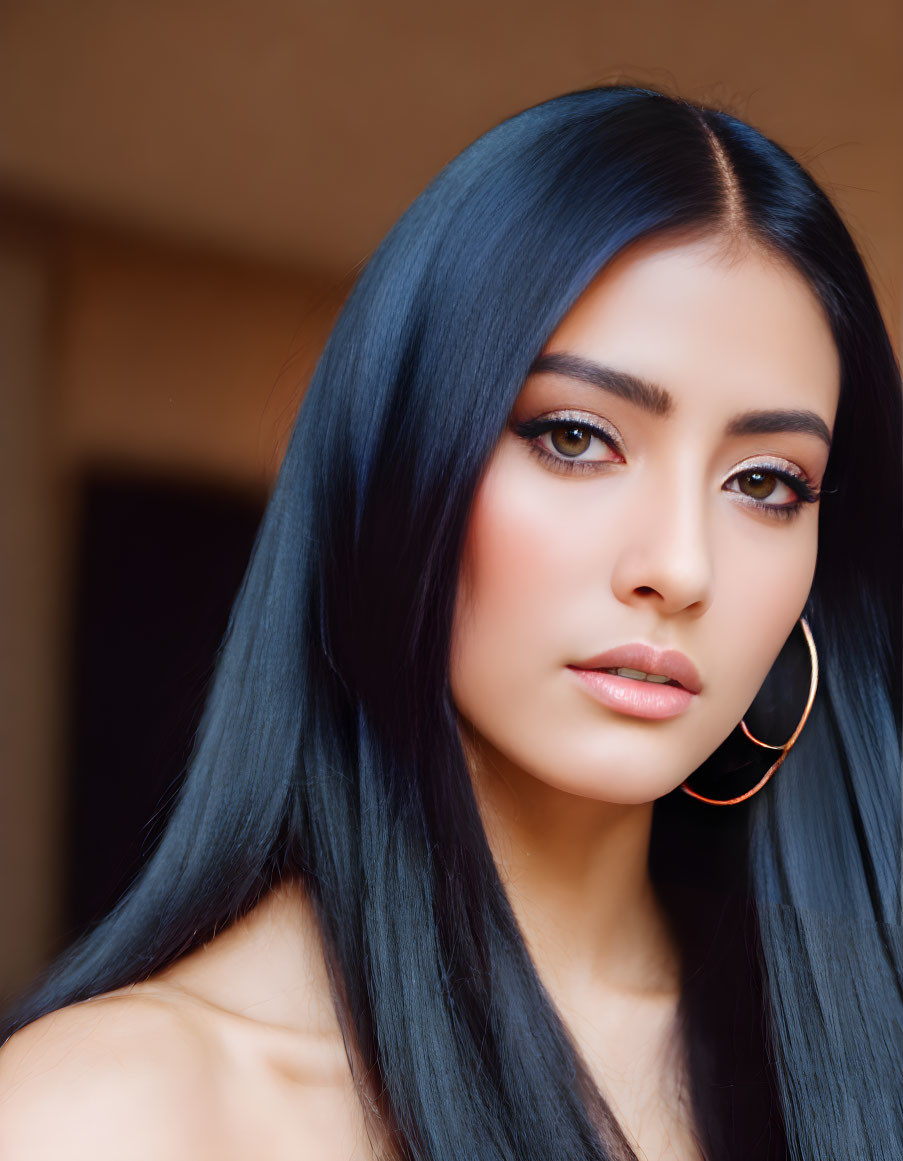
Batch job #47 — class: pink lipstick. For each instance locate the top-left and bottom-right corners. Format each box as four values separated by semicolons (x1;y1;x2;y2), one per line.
567;642;701;721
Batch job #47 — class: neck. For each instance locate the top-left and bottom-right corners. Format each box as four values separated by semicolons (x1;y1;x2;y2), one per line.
465;731;680;1009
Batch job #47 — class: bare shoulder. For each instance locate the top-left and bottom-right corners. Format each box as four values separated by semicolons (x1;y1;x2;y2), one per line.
0;877;373;1161
0;882;375;1160
0;990;222;1161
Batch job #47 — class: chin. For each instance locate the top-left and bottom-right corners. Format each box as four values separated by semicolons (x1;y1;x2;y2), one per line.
516;752;683;806
561;775;679;806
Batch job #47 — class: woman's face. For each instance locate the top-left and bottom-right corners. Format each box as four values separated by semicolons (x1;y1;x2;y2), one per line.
450;232;840;804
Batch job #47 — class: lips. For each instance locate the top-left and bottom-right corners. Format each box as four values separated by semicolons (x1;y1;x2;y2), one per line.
568;642;703;695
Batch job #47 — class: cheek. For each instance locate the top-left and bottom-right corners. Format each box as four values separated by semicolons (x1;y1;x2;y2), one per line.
716;517;819;714
450;456;581;711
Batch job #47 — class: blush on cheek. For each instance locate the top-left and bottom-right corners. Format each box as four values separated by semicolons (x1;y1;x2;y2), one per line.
461;461;567;621
451;458;561;719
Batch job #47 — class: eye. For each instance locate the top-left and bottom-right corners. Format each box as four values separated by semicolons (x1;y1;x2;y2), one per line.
727;468;797;504
542;421;616;461
723;464;821;520
512;412;623;473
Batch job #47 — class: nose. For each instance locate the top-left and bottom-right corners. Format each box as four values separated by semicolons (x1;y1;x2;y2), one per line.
608;473;715;618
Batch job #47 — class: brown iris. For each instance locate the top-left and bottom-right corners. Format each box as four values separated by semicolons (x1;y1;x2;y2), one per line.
550;424;592;457
739;469;778;500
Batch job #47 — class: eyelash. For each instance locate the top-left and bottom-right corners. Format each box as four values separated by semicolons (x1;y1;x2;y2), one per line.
512;416;821;522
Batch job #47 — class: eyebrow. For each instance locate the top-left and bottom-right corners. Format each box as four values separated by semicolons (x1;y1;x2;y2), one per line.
529;352;833;449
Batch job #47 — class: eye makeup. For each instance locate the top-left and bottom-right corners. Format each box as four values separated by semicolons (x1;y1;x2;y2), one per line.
722;455;821;521
511;410;624;471
510;410;822;521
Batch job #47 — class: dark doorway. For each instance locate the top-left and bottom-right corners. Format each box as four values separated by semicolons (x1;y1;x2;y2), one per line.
63;469;266;941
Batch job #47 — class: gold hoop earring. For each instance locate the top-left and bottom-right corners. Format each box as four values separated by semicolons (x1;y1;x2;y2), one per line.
680;615;819;806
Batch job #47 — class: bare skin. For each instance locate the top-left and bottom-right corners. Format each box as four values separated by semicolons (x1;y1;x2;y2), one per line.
0;879;372;1161
0;231;840;1160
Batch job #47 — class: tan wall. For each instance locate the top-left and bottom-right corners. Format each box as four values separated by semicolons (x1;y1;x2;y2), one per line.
0;222;64;997
55;230;346;487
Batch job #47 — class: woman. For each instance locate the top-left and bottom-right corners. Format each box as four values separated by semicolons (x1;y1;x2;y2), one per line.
1;84;900;1160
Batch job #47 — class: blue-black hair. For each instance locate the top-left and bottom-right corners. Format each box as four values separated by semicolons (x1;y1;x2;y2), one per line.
4;85;901;1160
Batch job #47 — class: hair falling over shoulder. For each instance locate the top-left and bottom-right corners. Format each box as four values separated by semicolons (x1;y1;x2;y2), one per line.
4;85;901;1160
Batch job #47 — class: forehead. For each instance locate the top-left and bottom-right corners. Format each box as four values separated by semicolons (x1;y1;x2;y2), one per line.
542;233;841;427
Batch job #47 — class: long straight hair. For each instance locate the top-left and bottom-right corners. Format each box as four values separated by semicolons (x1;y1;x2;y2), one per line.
4;85;901;1160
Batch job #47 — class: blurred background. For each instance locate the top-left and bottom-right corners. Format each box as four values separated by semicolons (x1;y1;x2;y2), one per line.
1;0;901;1003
